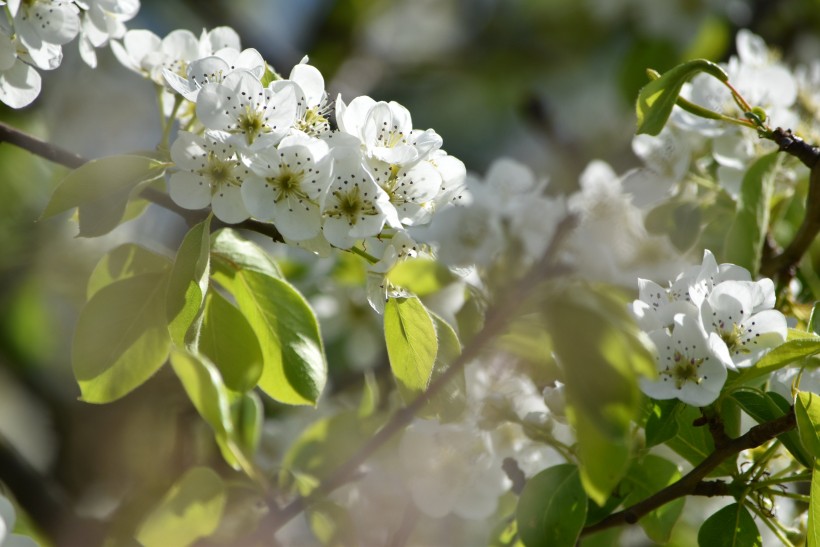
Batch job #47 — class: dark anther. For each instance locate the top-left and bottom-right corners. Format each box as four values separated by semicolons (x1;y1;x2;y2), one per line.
771;127;820;169
501;457;527;495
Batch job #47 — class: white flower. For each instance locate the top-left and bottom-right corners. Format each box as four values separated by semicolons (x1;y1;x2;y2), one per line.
0;30;42;108
425;200;504;267
75;0;140;68
168;130;250;223
336;95;418;164
0;495;39;547
320;148;400;249
700;280;787;369
196;69;298;150
241;133;332;240
163;47;265;102
367;157;442;226
641;313;731;406
111;28;199;85
399;419;508;520
621;125;692;209
275;57;331;137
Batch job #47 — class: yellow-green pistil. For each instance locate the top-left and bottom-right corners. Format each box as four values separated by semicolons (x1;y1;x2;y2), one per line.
201;152;240;194
665;350;704;389
328;185;378;226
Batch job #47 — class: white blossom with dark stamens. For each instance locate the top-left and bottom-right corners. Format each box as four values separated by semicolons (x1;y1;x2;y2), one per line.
163;47;264;102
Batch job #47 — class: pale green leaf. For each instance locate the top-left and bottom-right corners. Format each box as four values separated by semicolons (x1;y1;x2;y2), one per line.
636;59;728;136
516;464;587;547
210;228;282;282
166;217;211;349
729;338;820;389
809;460;820;547
386;258;457;296
87;244;171;300
418;313;466;422
797;391;820;458
73;272;171;403
199;289;263;393
218;269;326;405
384;296;438;402
136;466;226;547
169;350;233;437
697;503;761;547
724;153;778;273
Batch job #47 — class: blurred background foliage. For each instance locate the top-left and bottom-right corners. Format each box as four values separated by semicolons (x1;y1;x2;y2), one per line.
2;0;820;542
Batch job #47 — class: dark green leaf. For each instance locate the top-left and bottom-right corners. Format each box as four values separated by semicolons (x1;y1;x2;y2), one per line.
136;466;226;547
73;272;171;403
809;303;820;335
199;289;263;393
166;217;211;349
645;399;682;447
697;503;761;547
384;296;438;402
666;405;736;476
622;455;684;543
516;464;587;547
87;244;171;300
724;152;778;273
636;59;728;136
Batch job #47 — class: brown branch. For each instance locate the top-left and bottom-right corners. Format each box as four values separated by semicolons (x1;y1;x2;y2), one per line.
0;120;285;242
581;408;797;536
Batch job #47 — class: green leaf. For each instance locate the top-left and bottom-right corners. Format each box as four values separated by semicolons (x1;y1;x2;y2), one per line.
73;272;172;403
621;455;684;543
568;406;630;506
199;289;264;393
724;152;779;273
729;337;820;389
386;258;457;296
809;460;820;547
666;405;736;476
731;390;812;468
418;313;466;422
635;59;728;135
169;350;233;437
210;228;282;282
41;154;165;236
166;217;211;349
697;503;761;547
644;399;682;448
232;391;263;459
797;391;820;458
516;464;587;547
218;268;326;406
809;303;820;335
307;501;358;547
384;296;438;402
136;466;226;547
87;244;171;300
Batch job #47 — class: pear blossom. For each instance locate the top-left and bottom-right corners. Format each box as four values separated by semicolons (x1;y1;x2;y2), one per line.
276;58;331;137
336;96;418;164
196;69;298;150
168;130;250;223
75;0;140;68
0;30;41;108
162;47;265;102
320;149;400;249
111;28;200;85
641;313;731;406
700;280;787;369
241;133;332;240
367;157;442;226
0;495;38;547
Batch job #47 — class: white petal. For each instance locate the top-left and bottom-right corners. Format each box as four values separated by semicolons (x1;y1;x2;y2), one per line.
273;199;321;241
202;26;241;55
240;175;276;220
211;184;249;223
168;171;211;210
0;59;41;108
290;63;325;107
323;216;356;248
122;29;160;65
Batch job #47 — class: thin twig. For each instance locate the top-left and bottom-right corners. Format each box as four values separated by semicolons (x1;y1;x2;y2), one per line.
580;409;796;535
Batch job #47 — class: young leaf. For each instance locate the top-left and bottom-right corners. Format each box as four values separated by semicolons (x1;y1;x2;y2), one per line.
796;391;820;458
199;289;264;393
724;152;778;274
697;503;761;547
635;59;728;136
418;313;466;422
210;228;282;282
621;455;684;543
728;337;820;389
41;154;165;237
166;217;211;349
87;244;172;300
384;296;438;402
73;271;172;403
218;269;326;406
386;258;458;296
516;464;587;547
136;466;226;547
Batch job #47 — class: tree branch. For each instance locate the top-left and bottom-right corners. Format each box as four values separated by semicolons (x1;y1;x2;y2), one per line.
581;408;797;536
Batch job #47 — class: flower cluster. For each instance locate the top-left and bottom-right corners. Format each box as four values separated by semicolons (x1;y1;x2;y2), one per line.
118;26;468;263
0;0;139;108
633;250;787;406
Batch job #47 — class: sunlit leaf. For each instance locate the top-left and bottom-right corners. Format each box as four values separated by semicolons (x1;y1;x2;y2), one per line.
170;350;233;437
199;289;263;393
87;243;172;300
136;466;226;547
73;272;171;403
728;337;820;389
166;217;211;349
418;313;466;422
809;460;820;547
210;228;282;282
697;503;761;547
644;399;682;448
386;258;457;296
724;152;778;274
796;391;820;458
516;464;587;547
635;59;728;136
384;296;438;402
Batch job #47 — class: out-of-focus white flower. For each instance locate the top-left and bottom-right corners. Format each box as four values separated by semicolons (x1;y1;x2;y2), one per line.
75;0;140;68
0;495;39;547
